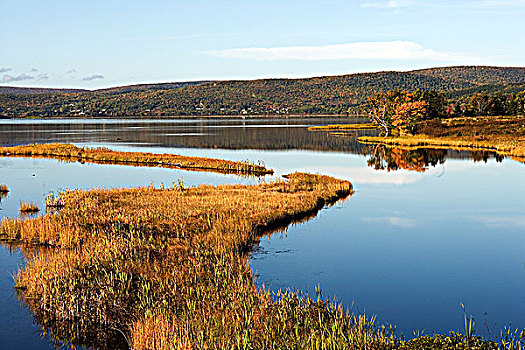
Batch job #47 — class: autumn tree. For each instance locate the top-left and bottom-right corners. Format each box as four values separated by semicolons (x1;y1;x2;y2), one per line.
366;89;444;136
366;92;391;136
512;91;525;115
392;100;429;135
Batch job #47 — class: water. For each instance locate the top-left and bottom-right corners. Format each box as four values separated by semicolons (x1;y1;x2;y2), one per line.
0;118;523;347
251;156;525;337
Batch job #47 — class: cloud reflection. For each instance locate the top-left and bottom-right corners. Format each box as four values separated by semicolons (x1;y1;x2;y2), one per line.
363;216;416;228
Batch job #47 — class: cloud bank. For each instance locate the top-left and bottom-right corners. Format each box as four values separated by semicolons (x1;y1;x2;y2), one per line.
2;73;34;82
361;0;415;9
205;41;476;62
81;74;104;81
470;0;525;7
2;72;49;83
361;0;525;9
0;68;12;73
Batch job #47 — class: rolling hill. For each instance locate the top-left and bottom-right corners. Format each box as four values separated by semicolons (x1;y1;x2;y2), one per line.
1;66;524;118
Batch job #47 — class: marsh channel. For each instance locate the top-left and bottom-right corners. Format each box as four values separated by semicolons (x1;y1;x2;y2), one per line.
0;117;523;349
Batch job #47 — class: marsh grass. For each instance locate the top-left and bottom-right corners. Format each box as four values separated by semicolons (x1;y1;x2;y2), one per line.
0;143;273;176
0;173;400;350
19;201;40;213
0;184;8;194
359;116;525;161
45;191;65;209
1;171;520;349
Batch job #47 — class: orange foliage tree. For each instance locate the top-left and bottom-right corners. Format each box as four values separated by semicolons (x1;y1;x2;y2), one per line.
392;100;429;135
366;89;446;136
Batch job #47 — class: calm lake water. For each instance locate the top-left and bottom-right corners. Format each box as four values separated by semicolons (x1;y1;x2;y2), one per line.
0;118;523;348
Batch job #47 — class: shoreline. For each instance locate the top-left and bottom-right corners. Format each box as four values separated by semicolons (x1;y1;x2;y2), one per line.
0;173;359;349
2;114;364;120
358;135;525;161
0;143;273;176
358;115;525;161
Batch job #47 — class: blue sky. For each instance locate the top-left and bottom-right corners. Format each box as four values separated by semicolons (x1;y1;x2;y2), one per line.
1;0;524;89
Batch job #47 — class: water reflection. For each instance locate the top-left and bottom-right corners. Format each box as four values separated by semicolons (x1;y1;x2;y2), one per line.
0;119;523;347
0;243;127;350
0;119;507;166
0;118;375;154
363;145;504;173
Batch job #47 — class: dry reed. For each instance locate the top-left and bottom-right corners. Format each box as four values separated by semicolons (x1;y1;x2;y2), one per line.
19;201;39;213
1;173;402;350
0;143;272;176
0;171;518;349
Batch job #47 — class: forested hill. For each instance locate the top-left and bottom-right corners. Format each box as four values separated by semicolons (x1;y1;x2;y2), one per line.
1;66;524;118
414;66;525;86
93;81;212;94
0;87;88;95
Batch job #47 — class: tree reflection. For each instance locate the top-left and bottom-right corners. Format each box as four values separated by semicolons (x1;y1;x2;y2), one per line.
364;146;446;172
364;145;504;173
469;151;504;163
0;192;7;204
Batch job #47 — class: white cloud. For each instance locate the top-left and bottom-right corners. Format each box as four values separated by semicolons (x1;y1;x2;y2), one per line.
361;0;525;10
2;73;34;83
36;73;48;81
81;74;104;81
205;41;477;62
469;0;525;7
361;0;416;9
2;72;49;83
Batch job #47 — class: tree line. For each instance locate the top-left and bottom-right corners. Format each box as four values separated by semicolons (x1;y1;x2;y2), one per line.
366;89;525;136
1;66;525;118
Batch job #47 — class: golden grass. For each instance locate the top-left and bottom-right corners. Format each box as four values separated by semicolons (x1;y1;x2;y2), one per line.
1;172;518;349
0;173;404;350
359;116;525;161
359;135;525;160
0;143;272;176
308;123;378;131
0;184;8;194
19;201;40;213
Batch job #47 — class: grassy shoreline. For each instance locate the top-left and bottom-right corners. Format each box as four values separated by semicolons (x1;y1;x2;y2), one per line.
1;173;519;349
0;173;368;349
0;143;272;176
359;135;525;159
308;123;378;131
359;116;525;161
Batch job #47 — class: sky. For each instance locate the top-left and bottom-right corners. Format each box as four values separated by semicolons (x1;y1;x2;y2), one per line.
1;0;524;89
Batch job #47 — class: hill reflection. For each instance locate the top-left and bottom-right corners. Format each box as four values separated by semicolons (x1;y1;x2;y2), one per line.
0;118;506;165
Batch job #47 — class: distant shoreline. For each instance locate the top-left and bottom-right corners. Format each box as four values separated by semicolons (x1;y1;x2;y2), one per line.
358;115;525;161
4;114;361;120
